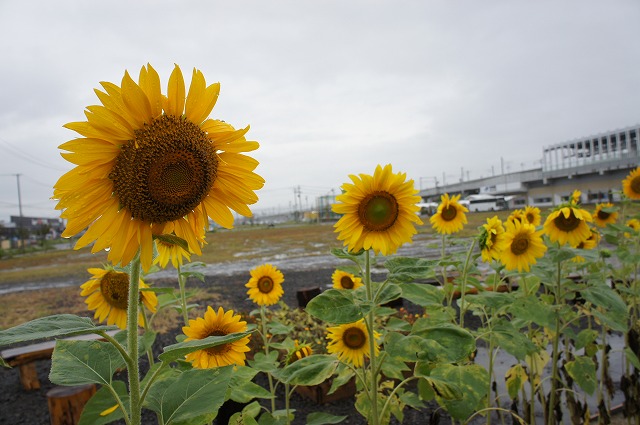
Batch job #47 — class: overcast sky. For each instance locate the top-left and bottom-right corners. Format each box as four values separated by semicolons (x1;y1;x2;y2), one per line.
1;1;639;223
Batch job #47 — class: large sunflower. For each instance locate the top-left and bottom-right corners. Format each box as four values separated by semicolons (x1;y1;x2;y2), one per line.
80;267;158;330
625;218;640;238
523;206;542;226
182;306;251;368
332;164;423;256
593;203;618;228
572;228;600;263
479;216;507;263
429;193;468;235
543;206;593;247
54;64;264;271
326;320;379;368
622;167;640;200
332;269;363;290
500;220;547;272
245;264;284;306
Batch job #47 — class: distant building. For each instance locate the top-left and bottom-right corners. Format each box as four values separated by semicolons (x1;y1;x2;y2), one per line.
0;216;64;247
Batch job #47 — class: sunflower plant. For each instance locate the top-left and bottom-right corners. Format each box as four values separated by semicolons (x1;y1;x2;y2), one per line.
0;64;264;425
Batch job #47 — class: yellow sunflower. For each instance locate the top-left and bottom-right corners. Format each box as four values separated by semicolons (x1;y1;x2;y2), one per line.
288;340;313;364
54;64;265;272
80;267;158;330
623;167;640;200
593;203;618;228
572;228;600;263
543;206;593;247
182;306;251;368
478;216;507;263
429;193;468;235
154;237;192;269
332;269;363;290
245;264;284;306
506;209;526;225
625;219;640;238
326;320;380;368
523;206;542;226
571;190;582;205
500;220;547;272
332;164;423;256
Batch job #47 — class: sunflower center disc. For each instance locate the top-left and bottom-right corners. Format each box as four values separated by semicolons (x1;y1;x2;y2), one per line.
631;176;640;195
340;276;354;289
441;205;457;222
597;210;611;220
100;271;130;310
342;327;366;349
511;234;530;256
205;329;230;354
110;115;218;223
526;213;535;223
553;210;581;232
359;192;399;231
258;276;274;293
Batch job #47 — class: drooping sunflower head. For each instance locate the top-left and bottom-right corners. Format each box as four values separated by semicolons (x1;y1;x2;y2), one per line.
523;206;542;226
288;340;313;364
245;264;285;306
154;236;193;269
326;319;379;368
54;64;264;272
593;203;619;228
506;209;526;225
478;216;507;263
543;206;593;247
332;164;423;256
572;228;600;263
80;267;158;330
429;193;468;235
182;306;251;368
499;220;547;272
331;269;363;290
622;167;640;200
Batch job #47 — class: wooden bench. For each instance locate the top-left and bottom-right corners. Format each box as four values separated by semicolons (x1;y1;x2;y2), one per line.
1;330;119;390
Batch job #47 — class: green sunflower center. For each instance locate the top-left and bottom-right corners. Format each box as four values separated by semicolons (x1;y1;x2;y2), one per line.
441;205;457;222
358;192;399;231
597;210;611;220
526;213;535;223
100;271;130;310
342;327;366;349
631;176;640;195
205;329;230;354
257;276;275;294
553;209;581;233
110;115;218;223
510;233;530;256
340;276;355;289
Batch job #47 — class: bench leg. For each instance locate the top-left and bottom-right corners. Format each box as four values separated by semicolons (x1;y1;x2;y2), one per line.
47;384;96;425
18;362;41;390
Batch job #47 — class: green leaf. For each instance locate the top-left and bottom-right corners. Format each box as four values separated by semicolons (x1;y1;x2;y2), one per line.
507;295;555;328
159;331;252;362
385;332;426;362
581;285;628;332
144;366;233;425
78;381;128;425
575;329;599;350
228;366;272;403
327;363;355;395
305;412;348;425
267;321;293;335
430;363;490;420
505;364;527;400
410;322;476;363
624;347;640;370
154;233;189;251
490;321;539;361
465;291;514;310
375;282;403;306
306;290;363;324
385;257;438;282
49;339;126;386
0;314;117;347
380;355;411;381
565;356;597;395
330;247;365;267
399;283;444;307
385;317;412;332
113;330;156;359
415;363;463;400
248;351;280;373
274;354;339;386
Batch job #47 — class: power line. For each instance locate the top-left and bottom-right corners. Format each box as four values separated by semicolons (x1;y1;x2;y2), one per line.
0;138;66;171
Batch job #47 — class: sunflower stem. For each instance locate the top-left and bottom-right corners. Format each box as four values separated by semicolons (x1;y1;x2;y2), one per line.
260;305;276;414
458;239;476;328
177;264;189;326
547;259;563;425
364;250;380;425
126;252;142;425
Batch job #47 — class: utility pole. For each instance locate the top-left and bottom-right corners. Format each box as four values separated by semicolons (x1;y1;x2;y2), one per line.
15;174;25;253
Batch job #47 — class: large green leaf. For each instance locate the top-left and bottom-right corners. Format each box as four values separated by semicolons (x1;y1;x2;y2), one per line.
159;331;252;362
0;314;116;347
490;321;539;361
430;364;490;420
78;381;129;425
49;339;126;386
274;354;339;386
374;282;403;306
507;294;555;328
505;364;527;400
410;322;476;364
306;412;348;425
581;285;628;332
227;366;272;403
565;356;597;395
306;290;364;324
385;257;438;282
145;366;233;425
399;283;444;307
